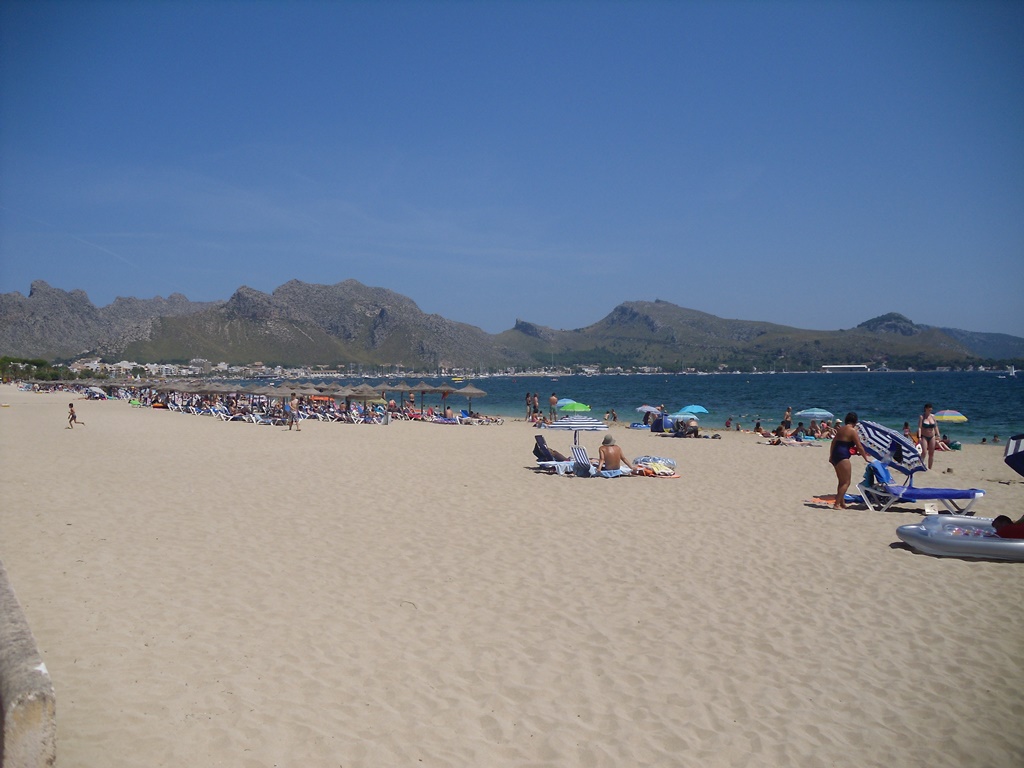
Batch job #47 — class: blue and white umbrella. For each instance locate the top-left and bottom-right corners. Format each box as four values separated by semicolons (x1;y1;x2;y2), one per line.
669;410;700;421
545;414;608;444
1005;434;1024;479
795;408;834;422
857;420;926;477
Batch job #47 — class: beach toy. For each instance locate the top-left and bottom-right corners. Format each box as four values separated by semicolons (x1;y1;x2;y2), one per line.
896;516;1024;561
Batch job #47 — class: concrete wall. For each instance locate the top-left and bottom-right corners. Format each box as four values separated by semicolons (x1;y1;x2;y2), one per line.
0;560;56;767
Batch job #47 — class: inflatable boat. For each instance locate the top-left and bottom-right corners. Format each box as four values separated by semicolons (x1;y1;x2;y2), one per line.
896;516;1024;561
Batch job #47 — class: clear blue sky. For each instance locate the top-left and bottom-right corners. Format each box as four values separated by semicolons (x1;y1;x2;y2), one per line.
2;0;1022;336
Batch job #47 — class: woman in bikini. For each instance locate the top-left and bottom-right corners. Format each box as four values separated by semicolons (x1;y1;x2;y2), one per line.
917;403;938;469
829;412;869;509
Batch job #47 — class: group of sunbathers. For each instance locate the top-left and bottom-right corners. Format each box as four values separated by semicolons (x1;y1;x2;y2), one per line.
755;418;837;443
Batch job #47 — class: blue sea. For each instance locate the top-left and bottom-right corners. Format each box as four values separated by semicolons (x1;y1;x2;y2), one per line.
293;371;1023;442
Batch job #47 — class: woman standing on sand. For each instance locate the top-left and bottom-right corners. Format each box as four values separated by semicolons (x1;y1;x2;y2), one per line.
917;403;939;469
829;412;869;510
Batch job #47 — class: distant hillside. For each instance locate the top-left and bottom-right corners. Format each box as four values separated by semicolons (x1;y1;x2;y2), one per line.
0;280;214;360
1;281;1021;369
497;304;978;370
123;280;525;368
932;327;1024;361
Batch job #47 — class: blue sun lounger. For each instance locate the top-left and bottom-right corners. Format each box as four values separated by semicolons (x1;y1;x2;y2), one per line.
857;461;985;515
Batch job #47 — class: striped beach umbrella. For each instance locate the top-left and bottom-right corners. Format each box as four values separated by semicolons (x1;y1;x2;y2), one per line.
669;411;700;421
794;408;834;422
544;414;608;444
1004;434;1024;479
856;420;926;477
934;409;967;423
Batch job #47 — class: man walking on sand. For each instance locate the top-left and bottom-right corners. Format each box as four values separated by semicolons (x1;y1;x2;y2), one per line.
288;394;301;431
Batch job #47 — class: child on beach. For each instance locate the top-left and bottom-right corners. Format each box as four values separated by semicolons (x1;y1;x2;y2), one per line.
67;403;84;429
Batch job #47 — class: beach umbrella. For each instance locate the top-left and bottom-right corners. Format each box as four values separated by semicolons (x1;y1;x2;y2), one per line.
934;409;967;423
545;414;608;444
349;383;382;398
455;384;487;412
560;401;591;412
857;420;926;477
435;384;458;408
387;380;412;396
678;405;709;414
636;405;661;414
556;398;578;408
1004;434;1024;479
408;381;436;413
794;408;835;422
669;410;700;421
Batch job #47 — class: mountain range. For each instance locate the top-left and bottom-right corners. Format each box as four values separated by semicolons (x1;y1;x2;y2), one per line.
2;279;1022;370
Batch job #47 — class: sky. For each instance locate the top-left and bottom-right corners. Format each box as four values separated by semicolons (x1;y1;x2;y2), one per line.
1;0;1022;337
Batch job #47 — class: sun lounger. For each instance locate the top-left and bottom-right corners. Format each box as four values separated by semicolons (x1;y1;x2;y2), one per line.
213;406;247;422
533;435;573;475
857;461;985;515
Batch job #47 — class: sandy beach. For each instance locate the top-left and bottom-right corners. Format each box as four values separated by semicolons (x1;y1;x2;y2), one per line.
1;384;1022;767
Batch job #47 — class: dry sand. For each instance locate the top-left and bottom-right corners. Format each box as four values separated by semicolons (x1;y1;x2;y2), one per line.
1;384;1022;767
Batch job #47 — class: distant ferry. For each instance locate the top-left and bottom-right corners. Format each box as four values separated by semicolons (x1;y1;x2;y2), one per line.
821;364;870;373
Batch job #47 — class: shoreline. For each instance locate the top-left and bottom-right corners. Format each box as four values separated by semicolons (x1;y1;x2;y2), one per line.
1;384;1022;767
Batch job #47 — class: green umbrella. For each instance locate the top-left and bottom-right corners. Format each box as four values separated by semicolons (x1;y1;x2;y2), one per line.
560;402;591;413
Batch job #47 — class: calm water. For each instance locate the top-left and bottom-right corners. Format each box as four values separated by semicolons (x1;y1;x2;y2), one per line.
302;371;1022;442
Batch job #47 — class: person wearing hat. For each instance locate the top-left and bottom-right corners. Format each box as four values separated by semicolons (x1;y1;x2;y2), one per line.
596;433;633;478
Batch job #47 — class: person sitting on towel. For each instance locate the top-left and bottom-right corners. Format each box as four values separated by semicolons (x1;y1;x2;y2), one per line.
992;515;1024;539
596;434;633;478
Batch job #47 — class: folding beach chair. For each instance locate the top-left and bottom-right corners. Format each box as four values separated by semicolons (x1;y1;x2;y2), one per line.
570;446;598;477
857;461;986;515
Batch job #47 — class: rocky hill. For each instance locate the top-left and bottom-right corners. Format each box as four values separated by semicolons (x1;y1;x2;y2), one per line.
0;280;215;360
1;280;1020;369
497;303;981;370
123;280;524;368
